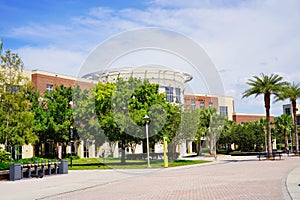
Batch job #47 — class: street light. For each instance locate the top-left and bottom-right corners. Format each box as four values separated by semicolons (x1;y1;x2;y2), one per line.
69;126;73;167
144;115;151;168
69;100;74;168
290;128;293;153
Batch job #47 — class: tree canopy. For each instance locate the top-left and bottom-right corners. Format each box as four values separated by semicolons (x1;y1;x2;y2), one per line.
0;50;37;149
94;77;181;163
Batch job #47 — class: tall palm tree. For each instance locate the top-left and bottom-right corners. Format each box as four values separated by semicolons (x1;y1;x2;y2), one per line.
243;73;287;156
272;114;293;151
276;82;300;153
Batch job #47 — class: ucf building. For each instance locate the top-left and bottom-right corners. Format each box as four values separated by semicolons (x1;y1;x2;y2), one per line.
2;65;234;159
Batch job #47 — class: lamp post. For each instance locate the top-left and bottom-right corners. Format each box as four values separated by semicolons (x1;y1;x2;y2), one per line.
144;115;151;168
69;100;74;168
290;128;293;153
69;126;73;167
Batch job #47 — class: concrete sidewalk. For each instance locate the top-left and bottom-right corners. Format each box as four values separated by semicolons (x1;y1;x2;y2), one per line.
0;155;299;200
286;165;300;200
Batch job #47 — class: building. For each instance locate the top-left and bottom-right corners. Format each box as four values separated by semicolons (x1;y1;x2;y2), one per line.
83;65;193;104
27;69;95;94
1;68;96;159
184;93;234;120
283;104;300;125
232;112;275;124
2;66;281;158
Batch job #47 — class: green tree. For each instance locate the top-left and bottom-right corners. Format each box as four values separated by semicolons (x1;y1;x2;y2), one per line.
34;85;73;157
276;82;300;152
256;118;267;151
73;85;107;153
207;111;226;155
243;73;287;156
94;77;181;164
193;107;225;156
177;109;200;153
272;114;293;151
0;50;38;151
218;120;236;153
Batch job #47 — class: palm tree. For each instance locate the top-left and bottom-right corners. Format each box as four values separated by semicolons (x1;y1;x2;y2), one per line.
272;114;293;151
243;73;287;156
276;82;300;153
197;108;217;156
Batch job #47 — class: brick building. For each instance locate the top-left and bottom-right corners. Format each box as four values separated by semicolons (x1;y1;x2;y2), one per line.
232;112;275;124
28;69;95;94
3;67;279;158
184;93;234;121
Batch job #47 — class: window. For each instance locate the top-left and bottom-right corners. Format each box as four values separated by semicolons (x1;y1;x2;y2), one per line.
219;106;228;118
191;101;196;110
200;101;205;109
46;84;53;93
165;87;173;102
84;144;89;158
175;88;181;103
209;102;213;107
285;108;291;115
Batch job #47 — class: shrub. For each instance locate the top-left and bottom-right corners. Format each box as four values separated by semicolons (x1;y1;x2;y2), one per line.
0;162;10;170
0;148;10;163
16;157;49;164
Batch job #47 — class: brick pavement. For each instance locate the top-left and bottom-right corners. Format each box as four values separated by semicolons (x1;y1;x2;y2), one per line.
1;156;300;200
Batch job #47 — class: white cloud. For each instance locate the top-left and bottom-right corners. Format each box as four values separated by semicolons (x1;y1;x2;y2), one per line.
16;46;86;76
6;0;300;116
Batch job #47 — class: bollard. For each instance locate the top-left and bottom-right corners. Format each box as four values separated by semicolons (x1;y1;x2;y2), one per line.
34;162;38;176
48;160;51;175
27;162;32;178
163;136;168;168
41;161;45;176
54;162;58;174
20;163;23;179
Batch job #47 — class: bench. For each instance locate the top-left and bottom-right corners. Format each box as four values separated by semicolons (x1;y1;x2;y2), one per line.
257;152;282;160
9;160;68;181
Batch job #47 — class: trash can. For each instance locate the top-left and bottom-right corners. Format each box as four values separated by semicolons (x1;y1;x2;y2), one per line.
59;160;68;174
9;163;22;181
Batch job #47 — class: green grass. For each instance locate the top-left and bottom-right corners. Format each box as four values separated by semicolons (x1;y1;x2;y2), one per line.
68;158;210;170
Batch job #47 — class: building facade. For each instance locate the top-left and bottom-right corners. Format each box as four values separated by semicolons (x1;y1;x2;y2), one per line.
283;104;300;125
184;93;234;120
2;66;281;159
83;65;193;104
232;112;275;124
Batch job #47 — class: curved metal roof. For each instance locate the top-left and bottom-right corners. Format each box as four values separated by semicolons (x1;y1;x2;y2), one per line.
82;65;193;83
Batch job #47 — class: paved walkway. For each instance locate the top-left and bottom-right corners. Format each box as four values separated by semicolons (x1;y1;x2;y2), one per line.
0;155;300;200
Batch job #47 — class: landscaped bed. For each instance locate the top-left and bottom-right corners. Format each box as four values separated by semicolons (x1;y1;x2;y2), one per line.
68;158;210;170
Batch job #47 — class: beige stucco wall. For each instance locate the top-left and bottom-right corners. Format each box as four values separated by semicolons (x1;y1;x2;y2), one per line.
22;144;34;158
218;96;234;120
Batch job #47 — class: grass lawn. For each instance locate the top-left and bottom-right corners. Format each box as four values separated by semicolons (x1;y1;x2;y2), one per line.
68;158;210;170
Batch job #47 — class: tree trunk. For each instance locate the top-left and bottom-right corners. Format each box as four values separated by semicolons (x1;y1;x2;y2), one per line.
284;130;289;151
197;140;202;156
209;132;215;156
121;139;126;165
265;94;272;157
292;100;299;153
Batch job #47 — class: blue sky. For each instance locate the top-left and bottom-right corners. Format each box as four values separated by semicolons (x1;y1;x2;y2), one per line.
1;0;300;116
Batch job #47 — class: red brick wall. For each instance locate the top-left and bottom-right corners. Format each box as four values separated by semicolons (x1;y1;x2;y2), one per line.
233;114;275;124
184;95;219;110
31;73;94;94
